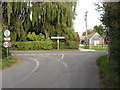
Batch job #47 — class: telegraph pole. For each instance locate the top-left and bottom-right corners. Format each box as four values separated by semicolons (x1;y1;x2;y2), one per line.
85;11;88;48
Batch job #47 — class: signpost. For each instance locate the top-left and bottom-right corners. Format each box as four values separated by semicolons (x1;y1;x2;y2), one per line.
104;36;111;62
104;36;111;44
51;36;65;50
3;30;11;57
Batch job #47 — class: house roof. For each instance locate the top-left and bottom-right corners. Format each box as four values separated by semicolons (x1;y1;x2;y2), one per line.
80;32;101;40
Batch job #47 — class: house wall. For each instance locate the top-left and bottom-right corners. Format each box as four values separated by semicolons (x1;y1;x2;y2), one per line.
90;35;103;45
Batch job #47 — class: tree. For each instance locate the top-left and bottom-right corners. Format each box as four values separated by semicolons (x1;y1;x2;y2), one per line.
2;2;77;41
94;25;105;48
93;25;104;36
82;29;95;36
96;2;120;87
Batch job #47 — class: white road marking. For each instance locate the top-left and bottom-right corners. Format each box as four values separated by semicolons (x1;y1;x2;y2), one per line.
31;54;36;55
61;54;64;60
24;54;29;55
46;55;69;69
11;58;40;88
16;54;22;55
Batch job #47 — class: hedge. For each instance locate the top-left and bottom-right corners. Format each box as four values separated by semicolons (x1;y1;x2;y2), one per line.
10;40;79;50
53;41;79;49
11;39;53;50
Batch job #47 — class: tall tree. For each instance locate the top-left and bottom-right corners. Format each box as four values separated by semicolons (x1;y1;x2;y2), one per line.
2;2;77;41
93;25;104;36
94;25;105;48
96;2;120;87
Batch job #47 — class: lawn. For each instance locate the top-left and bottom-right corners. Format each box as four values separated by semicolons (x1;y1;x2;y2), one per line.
80;45;107;50
91;45;108;50
0;56;19;69
97;55;118;88
10;49;79;52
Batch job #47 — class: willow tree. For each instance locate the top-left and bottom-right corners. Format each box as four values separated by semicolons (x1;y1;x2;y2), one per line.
2;2;77;41
31;2;76;40
2;2;29;41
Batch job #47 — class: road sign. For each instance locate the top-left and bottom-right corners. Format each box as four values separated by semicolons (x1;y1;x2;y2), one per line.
51;36;65;50
51;37;65;39
4;37;11;41
3;41;10;48
4;30;10;37
104;36;111;44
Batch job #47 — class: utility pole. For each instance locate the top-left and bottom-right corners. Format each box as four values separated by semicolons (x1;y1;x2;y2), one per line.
85;11;88;48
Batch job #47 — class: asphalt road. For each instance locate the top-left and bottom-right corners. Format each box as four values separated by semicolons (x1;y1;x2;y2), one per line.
2;51;107;88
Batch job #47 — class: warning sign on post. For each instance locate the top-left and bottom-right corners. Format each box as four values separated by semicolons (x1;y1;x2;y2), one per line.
3;41;10;48
104;36;111;44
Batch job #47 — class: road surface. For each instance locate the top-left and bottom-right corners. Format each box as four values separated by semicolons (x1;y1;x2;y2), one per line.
2;51;107;88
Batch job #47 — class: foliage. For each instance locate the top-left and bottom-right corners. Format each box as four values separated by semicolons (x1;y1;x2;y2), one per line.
27;32;37;41
0;56;18;69
96;2;120;87
94;25;105;36
53;41;79;49
2;2;77;41
67;41;79;49
11;39;53;50
97;55;118;88
74;32;80;42
27;32;45;41
82;29;95;36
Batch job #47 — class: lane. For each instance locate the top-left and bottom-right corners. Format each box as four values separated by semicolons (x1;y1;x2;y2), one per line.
2;51;107;88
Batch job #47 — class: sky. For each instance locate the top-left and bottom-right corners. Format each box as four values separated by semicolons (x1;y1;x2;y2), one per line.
73;0;102;36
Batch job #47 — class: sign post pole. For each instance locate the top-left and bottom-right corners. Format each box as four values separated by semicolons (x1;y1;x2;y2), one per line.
57;39;59;50
104;36;111;62
4;30;11;57
7;48;8;57
51;36;65;50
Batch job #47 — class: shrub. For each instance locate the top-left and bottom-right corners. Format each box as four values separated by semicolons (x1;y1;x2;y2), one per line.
27;32;37;41
67;41;79;49
53;41;79;49
11;39;53;50
27;32;45;41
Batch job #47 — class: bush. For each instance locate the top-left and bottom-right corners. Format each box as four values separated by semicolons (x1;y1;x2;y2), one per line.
67;41;79;49
11;39;53;50
53;41;79;49
97;55;119;88
27;32;45;41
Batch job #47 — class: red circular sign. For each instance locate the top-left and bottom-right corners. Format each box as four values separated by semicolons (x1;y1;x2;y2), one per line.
104;36;111;44
3;41;10;48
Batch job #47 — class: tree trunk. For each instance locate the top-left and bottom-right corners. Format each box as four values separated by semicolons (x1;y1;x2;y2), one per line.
44;28;49;38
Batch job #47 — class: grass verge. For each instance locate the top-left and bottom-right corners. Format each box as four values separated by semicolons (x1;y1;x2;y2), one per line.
80;45;107;50
0;56;19;70
10;49;79;52
97;55;118;88
91;45;107;50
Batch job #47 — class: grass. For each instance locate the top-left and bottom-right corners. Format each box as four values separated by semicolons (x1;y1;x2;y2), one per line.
80;45;107;50
10;49;79;52
0;56;19;70
97;55;118;88
91;45;107;50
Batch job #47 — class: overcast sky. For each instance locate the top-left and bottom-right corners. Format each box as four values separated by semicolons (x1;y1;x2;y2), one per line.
73;0;102;36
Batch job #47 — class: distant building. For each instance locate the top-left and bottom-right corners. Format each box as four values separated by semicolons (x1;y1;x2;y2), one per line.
80;32;104;47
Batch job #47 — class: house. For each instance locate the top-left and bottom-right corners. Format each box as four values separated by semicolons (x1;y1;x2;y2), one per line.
80;32;104;47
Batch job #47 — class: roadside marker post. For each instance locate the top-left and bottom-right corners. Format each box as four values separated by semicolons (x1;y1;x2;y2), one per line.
51;35;65;50
104;36;111;62
3;30;11;57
